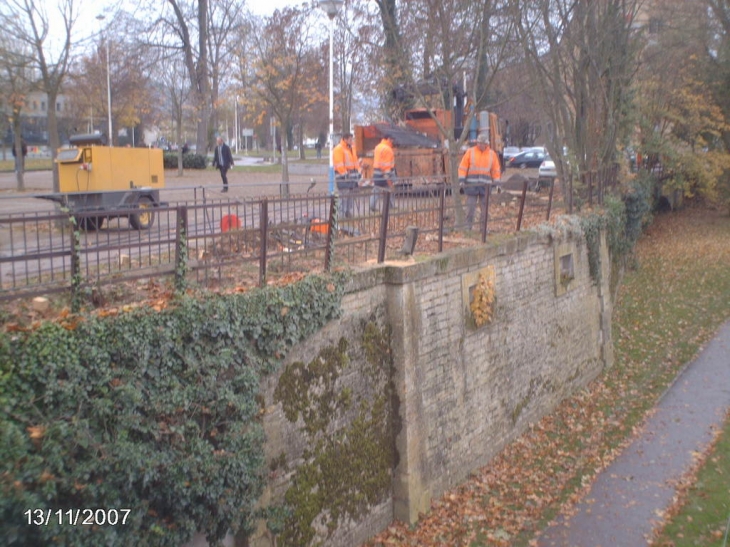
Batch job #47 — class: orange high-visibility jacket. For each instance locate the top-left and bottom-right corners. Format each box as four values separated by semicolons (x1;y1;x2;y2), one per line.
333;139;359;176
458;145;501;185
373;139;395;174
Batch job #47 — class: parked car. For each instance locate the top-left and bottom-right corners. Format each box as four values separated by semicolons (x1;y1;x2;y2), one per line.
503;146;521;161
538;157;556;179
507;150;547;169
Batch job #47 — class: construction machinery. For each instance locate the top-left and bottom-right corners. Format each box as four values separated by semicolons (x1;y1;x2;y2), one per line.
45;134;164;230
354;79;505;183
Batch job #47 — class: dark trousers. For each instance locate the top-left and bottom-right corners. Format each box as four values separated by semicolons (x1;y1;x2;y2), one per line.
218;167;229;188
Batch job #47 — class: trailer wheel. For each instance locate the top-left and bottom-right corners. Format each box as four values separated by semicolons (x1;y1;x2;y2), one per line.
130;196;155;230
79;216;104;231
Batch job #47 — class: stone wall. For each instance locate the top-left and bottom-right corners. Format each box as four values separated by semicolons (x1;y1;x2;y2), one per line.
248;230;613;547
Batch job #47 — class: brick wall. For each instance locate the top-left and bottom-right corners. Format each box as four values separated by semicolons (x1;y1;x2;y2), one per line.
246;230;613;547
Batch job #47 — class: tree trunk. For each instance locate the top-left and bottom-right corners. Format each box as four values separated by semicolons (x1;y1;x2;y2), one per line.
13;119;25;192
47;90;61;193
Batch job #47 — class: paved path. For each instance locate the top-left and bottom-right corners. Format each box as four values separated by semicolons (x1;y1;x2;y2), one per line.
538;321;730;546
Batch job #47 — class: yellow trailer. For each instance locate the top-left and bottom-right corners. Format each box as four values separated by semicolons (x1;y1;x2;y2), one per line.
50;134;165;230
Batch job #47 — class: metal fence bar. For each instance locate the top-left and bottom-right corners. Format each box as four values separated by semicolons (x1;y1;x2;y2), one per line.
481;187;490;243
175;206;188;290
324;195;336;272
259;198;268;286
438;187;445;253
517;178;529;231
547;179;555;221
377;195;390;263
0;184;570;301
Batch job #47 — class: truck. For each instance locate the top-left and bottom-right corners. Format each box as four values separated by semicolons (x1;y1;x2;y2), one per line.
45;134;165;230
354;108;505;184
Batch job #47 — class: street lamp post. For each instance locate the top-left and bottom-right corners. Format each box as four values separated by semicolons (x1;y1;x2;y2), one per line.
96;15;113;146
234;96;239;154
320;0;343;194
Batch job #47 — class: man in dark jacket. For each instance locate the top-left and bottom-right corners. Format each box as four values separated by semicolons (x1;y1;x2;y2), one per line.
212;136;234;192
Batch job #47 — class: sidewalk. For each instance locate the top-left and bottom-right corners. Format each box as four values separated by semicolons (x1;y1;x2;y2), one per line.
537;321;730;546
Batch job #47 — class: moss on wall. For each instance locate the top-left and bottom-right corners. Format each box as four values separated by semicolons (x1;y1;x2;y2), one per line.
273;318;399;546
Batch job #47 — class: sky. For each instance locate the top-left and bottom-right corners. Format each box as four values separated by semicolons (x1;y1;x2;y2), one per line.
249;0;301;16
44;0;306;53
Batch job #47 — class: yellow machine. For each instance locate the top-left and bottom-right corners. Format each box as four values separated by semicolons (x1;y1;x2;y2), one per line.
51;134;165;230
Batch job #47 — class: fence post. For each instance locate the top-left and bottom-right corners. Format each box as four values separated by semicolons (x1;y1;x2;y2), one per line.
259;198;268;286
546;178;555;221
324;194;337;272
377;193;390;263
481;185;492;243
438;186;445;253
68;215;82;313
174;205;188;293
516;178;528;231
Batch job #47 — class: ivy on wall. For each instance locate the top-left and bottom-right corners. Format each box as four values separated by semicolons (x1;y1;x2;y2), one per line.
0;273;345;547
273;319;400;547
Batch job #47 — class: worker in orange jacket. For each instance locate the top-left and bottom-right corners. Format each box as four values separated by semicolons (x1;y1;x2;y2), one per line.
370;134;396;212
333;132;361;217
458;132;501;230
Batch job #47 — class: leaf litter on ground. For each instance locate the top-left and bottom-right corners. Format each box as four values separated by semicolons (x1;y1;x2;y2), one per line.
364;206;730;547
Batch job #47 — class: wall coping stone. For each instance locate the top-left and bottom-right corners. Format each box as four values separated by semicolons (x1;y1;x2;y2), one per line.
344;231;544;290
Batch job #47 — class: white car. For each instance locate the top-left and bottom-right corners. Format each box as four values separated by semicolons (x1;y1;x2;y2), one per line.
538;157;556;179
536;156;556;192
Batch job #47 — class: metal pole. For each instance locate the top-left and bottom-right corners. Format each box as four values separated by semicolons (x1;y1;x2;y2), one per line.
105;37;112;146
328;16;335;194
234;96;239;154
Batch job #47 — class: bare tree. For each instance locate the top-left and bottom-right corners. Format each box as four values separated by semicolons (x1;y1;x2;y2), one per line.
511;0;642;211
207;0;245;141
0;35;34;190
68;14;157;147
160;0;211;154
0;0;79;192
162;59;193;175
246;6;319;195
372;0;513;223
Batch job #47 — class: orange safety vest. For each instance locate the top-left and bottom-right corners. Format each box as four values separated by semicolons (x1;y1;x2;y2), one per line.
333;139;359;176
458;145;501;185
373;139;395;173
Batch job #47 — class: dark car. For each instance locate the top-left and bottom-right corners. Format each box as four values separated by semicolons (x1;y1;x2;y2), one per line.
507;150;547;169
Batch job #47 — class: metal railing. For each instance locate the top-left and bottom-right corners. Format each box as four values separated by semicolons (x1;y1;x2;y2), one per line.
0;177;564;302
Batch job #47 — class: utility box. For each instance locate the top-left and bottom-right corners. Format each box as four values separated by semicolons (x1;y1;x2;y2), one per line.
48;134;165;230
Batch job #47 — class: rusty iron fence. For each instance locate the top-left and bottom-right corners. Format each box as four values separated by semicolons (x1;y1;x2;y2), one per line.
0;177;564;302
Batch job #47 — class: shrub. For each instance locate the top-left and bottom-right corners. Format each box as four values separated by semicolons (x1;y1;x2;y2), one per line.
0;274;345;547
163;152;208;170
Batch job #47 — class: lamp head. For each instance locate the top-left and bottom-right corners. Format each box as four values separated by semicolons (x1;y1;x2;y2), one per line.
320;0;344;20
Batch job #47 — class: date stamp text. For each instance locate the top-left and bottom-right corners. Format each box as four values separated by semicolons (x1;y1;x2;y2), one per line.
25;508;131;526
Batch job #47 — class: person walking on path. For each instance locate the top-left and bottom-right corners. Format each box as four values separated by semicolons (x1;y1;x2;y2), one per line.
370;134;396;212
458;132;501;231
333;133;361;217
212;136;234;192
537;320;730;546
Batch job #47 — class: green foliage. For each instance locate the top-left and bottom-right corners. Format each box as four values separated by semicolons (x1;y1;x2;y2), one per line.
622;174;653;248
0;274;345;546
653;413;730;546
163;153;208;170
580;175;653;284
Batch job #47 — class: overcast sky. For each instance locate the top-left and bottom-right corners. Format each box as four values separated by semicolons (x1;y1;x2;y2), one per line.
249;0;301;16
44;0;307;53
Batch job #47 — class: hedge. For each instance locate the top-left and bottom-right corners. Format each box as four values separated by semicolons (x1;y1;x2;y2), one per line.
0;274;345;546
163;153;208;170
